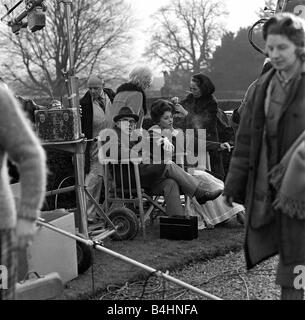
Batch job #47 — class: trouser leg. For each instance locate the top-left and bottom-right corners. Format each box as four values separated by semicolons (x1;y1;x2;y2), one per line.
276;254;305;300
281;287;304;300
163;163;200;197
150;178;184;216
85;161;104;220
0;229;17;300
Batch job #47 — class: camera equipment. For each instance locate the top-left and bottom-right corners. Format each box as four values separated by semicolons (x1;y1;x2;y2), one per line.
248;0;305;55
2;0;47;34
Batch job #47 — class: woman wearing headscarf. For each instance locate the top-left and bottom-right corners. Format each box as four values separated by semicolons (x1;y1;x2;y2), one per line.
224;13;305;300
176;74;232;180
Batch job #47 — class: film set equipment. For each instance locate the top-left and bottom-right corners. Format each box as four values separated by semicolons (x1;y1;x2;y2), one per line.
248;0;305;55
1;0;47;34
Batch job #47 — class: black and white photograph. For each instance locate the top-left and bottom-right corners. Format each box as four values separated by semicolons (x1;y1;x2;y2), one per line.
0;0;305;307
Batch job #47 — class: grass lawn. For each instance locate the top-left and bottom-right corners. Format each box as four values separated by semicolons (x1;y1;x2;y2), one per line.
62;219;245;300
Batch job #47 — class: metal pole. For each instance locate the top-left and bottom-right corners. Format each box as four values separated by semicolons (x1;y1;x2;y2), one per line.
63;0;74;74
57;0;86;236
37;219;223;301
0;0;23;21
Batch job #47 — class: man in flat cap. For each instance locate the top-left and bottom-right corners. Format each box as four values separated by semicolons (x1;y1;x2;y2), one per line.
80;75;115;223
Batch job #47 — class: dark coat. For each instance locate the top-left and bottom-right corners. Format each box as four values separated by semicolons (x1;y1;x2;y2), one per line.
177;94;225;179
80;88;115;174
224;68;305;269
109;127;166;191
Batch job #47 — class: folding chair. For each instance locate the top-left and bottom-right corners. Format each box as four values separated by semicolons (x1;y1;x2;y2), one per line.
102;159;166;240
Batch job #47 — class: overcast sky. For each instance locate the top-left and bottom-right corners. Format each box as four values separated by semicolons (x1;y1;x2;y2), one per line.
125;0;267;75
127;0;266;32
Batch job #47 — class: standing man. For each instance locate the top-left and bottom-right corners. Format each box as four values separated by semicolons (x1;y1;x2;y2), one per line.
80;75;115;223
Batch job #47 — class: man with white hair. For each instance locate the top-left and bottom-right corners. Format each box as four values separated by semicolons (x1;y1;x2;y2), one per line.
80;75;115;223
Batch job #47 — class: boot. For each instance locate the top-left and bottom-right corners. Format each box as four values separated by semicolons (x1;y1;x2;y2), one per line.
236;211;245;226
194;188;223;205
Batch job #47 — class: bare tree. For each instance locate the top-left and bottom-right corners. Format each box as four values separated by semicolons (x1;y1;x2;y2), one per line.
145;0;228;74
256;0;278;19
0;0;135;97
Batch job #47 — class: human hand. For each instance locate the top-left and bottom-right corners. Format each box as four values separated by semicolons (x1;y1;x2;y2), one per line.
171;97;179;104
16;219;38;249
174;104;188;116
220;142;233;152
163;137;175;153
223;195;234;207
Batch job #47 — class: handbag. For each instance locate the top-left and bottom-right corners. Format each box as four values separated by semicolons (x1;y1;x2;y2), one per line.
16;271;63;300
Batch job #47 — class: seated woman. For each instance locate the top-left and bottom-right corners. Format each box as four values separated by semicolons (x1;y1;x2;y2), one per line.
109;107;223;218
149;99;245;228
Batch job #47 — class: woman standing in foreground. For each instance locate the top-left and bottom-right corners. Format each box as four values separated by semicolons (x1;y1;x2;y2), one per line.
224;13;305;300
0;84;47;299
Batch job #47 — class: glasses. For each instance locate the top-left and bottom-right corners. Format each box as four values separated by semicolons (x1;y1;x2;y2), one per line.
119;119;136;125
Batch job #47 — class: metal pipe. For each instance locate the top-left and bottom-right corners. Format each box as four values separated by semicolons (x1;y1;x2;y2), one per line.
64;1;74;74
45;185;75;197
37;219;222;300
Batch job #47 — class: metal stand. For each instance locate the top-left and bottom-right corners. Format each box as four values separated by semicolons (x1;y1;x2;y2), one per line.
43;139;118;242
42;1;117;241
37;218;222;300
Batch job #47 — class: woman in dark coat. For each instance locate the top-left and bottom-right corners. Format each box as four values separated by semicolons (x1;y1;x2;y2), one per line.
176;74;231;180
224;13;305;300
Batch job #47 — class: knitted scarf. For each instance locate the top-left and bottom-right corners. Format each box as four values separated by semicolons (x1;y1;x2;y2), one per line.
116;82;147;115
269;131;305;219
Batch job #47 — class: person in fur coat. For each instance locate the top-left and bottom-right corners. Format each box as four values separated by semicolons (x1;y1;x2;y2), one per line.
109;66;153;128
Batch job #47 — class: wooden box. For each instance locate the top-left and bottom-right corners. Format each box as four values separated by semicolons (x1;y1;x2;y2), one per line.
35;108;81;142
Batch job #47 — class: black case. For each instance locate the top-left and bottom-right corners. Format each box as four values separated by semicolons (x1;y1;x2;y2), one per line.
160;216;198;241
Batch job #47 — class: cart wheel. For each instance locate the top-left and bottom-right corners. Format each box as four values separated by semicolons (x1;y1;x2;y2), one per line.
76;241;93;274
108;208;139;241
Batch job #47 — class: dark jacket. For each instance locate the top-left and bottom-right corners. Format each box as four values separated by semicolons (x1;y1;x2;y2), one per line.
80;88;115;174
177;94;225;179
224;67;305;270
109;127;166;191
